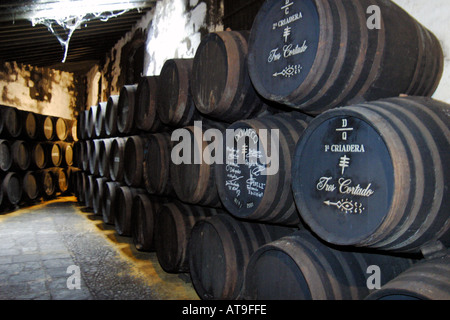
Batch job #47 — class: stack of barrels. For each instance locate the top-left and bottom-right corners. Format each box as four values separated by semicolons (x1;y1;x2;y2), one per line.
74;0;449;300
0;105;77;213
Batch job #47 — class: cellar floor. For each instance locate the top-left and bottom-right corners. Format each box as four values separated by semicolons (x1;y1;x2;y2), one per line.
0;197;199;300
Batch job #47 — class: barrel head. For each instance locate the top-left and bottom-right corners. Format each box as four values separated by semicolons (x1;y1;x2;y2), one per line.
248;0;320;101
292;112;395;245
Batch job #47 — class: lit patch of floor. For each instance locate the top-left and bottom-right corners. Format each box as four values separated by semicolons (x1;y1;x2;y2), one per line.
0;197;199;300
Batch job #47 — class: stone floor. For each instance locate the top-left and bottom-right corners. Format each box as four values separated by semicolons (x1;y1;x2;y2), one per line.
0;197;199;300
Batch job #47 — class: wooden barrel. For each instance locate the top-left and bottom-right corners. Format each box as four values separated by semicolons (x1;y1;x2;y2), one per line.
51;167;70;194
1;172;22;207
247;0;444;115
43;116;57;141
114;186;146;236
109;137;127;182
131;193;166;252
157;59;200;127
243;230;414;300
291;96;450;253
77;110;88;141
88;139;101;176
86;105;98;139
98;138;114;179
22;171;40;202
80;140;91;172
188;214;295;300
102;181;121;225
366;252;450;300
92;177;108;216
84;174;96;208
11;140;31;171
155;201;222;273
94;102;108;138
117;84;138;135
135;76;165;132
0;106;22;139
170;121;227;207
215;112;311;226
124;135;147;187
143;132;174;196
32;142;52;169
51;141;72;168
105;95;120;137
64;143;74;167
75;171;86;204
55;117;75;142
40;168;57;199
0;140;12;171
22;111;41;140
191;31;265;122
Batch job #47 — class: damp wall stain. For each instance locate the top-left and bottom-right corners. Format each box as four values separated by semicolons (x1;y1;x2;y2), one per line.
0;61;80;119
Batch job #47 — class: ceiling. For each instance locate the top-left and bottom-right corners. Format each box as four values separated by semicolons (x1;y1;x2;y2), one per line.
0;0;158;74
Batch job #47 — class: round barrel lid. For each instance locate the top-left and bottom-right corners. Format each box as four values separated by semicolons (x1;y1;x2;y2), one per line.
248;0;320;100
292;112;395;245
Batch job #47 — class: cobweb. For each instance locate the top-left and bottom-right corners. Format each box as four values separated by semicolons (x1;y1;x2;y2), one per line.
31;11;131;63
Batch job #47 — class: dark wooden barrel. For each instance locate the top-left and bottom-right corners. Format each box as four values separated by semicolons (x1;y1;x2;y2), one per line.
92;177;108;216
84;174;96;208
40;168;57;199
88;139;101;176
55;117;75;142
80;140;91;172
117;84;138;135
98;138;114;179
1;172;22;207
0;106;22;139
366;252;450;300
247;0;444;115
22;171;40;202
86;105;98;139
215;112;311;226
43;116;57;141
114;186;146;236
109;137;127;182
192;31;265;122
0;140;12;171
77;110;89;141
94;102;108;138
143;132;174;196
135;76;165;132
131;193;167;252
155;201;222;273
170;121;227;208
292;96;450;253
11;140;31;171
124;135;147;187
157;59;200;127
243;230;414;300
188;214;295;300
51;167;70;194
75;171;86;204
105;95;120;137
32;142;52;169
102;181;121;225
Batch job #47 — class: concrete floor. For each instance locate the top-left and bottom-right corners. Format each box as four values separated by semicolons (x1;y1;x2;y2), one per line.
0;197;200;300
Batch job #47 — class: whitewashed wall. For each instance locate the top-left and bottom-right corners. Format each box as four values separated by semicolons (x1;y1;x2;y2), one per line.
86;0;223;107
393;0;450;103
